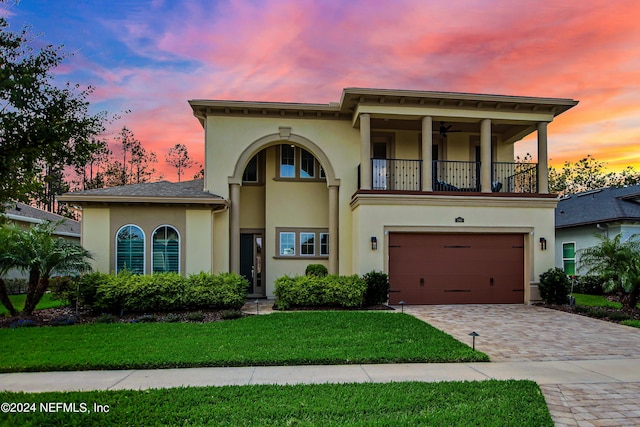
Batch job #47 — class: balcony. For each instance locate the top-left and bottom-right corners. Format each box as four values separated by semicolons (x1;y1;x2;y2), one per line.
363;159;539;194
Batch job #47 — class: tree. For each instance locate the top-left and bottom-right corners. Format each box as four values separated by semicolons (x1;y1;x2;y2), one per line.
0;224;19;316
579;234;640;311
0;221;93;315
165;143;195;182
0;11;106;206
548;155;610;196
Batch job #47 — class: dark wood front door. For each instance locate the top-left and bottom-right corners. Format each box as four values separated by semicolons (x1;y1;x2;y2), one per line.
388;233;524;304
240;233;264;297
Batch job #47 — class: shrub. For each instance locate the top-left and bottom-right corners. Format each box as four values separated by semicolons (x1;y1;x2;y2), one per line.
186;311;205;322
305;264;328;277
572;275;605;295
95;314;117;324
362;271;390;306
91;272;248;314
220;309;243;320
163;313;181;323
10;319;34;328
538;267;571;305
275;274;366;310
134;314;157;323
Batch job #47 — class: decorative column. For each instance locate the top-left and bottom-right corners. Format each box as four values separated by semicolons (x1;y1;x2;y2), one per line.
421;116;433;192
480;119;492;193
229;183;240;273
328;185;339;274
537;122;549;194
359;114;371;190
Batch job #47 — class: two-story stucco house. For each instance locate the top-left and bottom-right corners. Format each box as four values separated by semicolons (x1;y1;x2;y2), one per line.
59;87;578;305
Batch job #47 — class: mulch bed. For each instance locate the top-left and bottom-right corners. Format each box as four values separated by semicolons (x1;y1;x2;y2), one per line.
542;294;640;323
0;307;235;328
0;304;395;328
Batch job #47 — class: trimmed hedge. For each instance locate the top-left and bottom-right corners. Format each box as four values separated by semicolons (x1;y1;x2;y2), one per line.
362;271;390;306
74;271;248;313
275;274;366;310
572;275;605;296
539;267;571;305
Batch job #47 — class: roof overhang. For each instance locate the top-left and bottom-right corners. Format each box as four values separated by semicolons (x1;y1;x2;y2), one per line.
57;194;229;210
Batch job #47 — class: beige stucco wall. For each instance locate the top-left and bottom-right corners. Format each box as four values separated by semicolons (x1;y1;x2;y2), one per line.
185;209;214;274
81;207;111;273
239;185;265;229
205;116;359;295
351;196;557;304
108;206;187;274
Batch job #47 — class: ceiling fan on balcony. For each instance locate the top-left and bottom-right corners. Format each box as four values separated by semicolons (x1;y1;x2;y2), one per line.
437;122;462;138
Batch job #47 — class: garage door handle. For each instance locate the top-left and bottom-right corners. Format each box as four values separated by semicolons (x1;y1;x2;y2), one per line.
420;277;424;286
490;277;494;286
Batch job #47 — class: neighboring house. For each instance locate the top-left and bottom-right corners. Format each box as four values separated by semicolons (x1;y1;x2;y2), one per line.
555;185;640;276
59;87;578;305
1;202;81;279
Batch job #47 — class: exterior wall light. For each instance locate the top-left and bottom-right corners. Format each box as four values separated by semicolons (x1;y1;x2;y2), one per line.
539;237;547;250
371;236;377;250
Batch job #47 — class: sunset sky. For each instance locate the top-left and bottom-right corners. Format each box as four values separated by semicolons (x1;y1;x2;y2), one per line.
4;0;640;180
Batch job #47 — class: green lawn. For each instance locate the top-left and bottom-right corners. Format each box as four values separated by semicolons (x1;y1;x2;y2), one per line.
622;320;640;328
0;293;66;316
572;293;622;309
0;311;488;372
0;380;552;427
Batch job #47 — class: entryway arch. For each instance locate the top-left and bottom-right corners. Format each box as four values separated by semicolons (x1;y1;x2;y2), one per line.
227;130;340;276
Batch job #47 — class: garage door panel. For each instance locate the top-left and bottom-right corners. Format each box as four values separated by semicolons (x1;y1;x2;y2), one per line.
389;233;524;305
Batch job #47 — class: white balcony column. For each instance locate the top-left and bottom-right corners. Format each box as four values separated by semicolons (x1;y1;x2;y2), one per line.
480;118;492;193
359;113;372;190
537;122;549;194
229;183;241;273
421;116;433;192
328;185;339;274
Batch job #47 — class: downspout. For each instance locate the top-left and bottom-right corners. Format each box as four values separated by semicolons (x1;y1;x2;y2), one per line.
596;223;608;238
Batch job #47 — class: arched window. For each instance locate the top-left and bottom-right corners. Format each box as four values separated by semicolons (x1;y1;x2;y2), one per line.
152;225;180;273
116;225;145;274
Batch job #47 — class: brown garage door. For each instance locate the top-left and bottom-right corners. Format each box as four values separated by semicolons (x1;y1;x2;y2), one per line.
388;233;524;304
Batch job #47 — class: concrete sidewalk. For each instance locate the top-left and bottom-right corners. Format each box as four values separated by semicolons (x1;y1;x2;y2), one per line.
1;358;639;393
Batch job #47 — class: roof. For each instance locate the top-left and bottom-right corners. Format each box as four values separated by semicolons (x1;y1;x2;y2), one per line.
190;87;579;123
2;202;80;237
555;185;640;228
57;179;228;209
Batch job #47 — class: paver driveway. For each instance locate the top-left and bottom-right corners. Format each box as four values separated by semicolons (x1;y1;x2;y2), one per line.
404;304;640;362
405;304;640;426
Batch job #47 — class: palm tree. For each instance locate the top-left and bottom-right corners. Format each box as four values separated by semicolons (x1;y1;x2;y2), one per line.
579;234;640;311
0;224;19;316
3;221;93;315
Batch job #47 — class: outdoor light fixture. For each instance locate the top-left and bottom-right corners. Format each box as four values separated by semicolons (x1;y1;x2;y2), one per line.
539;237;547;250
399;300;405;313
371;236;378;250
469;331;479;351
255;299;260;315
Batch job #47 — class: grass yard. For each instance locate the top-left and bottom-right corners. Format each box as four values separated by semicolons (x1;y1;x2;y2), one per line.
572;293;622;309
0;380;552;427
0;311;488;372
0;293;66;316
621;320;640;328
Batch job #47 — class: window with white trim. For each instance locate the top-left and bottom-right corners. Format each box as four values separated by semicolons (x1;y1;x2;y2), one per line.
276;228;328;258
280;232;296;256
277;145;325;180
116;225;145;274
152;225;180;273
562;242;576;276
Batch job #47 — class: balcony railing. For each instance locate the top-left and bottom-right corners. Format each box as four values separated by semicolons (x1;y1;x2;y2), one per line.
372;158;422;191
364;159;539;194
433;160;480;192
492;162;538;193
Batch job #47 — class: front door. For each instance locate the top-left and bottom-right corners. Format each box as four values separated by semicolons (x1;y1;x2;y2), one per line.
240;232;264;297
